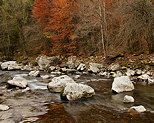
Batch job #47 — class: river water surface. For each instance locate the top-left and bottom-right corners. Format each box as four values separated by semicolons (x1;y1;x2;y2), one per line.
0;71;154;123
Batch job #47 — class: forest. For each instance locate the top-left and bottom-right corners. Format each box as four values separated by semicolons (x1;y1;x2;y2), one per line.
0;0;154;122
0;0;153;59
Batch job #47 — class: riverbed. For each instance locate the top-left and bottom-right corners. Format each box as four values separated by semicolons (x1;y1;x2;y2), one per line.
0;70;153;123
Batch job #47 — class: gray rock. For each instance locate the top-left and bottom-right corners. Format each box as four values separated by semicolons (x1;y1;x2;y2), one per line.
0;104;9;111
66;56;80;69
112;76;134;93
49;66;57;71
126;69;135;76
1;61;21;70
8;76;28;88
36;55;60;70
28;70;40;77
123;95;134;103
89;63;103;73
77;63;86;71
61;83;95;101
109;63;121;71
41;75;50;79
21;65;33;71
48;75;75;92
136;69;142;75
138;74;150;80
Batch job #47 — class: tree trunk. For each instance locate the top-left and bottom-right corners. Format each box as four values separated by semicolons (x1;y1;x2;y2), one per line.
98;0;108;58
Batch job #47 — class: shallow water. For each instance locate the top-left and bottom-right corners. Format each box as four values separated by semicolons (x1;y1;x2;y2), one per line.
34;78;154;123
0;71;154;123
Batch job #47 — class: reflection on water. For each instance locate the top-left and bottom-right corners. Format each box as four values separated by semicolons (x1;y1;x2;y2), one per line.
35;78;154;123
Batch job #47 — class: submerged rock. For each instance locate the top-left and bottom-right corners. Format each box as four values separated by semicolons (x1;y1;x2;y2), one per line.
61;83;95;101
8;76;28;88
112;76;134;93
129;105;146;113
0;104;9;111
48;75;75;92
29;70;40;77
123;95;134;103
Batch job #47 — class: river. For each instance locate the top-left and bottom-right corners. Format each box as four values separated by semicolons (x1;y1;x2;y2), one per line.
0;70;153;123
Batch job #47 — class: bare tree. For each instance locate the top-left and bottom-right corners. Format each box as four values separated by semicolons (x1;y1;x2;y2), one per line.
114;0;154;53
75;0;108;57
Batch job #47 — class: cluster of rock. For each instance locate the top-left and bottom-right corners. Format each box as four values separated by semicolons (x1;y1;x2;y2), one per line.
5;73;95;101
48;75;95;101
0;55;153;85
111;75;147;113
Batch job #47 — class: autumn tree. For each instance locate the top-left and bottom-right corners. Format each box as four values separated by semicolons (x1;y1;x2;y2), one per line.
32;0;77;56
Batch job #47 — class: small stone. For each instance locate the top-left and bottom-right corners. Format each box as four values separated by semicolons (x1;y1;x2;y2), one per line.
123;95;134;103
77;63;86;71
129;105;146;113
41;75;50;79
109;63;121;71
29;70;40;77
126;69;135;76
22;87;30;92
0;104;9;111
89;63;102;73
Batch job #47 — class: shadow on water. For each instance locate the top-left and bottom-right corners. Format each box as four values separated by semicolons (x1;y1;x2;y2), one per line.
34;78;154;123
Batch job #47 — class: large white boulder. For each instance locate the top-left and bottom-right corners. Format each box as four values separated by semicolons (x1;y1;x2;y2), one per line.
29;70;40;77
1;61;21;70
61;83;95;101
123;95;134;103
36;55;60;69
129;105;146;113
112;76;134;93
8;76;28;88
48;75;75;92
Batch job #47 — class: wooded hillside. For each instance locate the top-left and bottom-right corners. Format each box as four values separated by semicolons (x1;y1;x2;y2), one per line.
0;0;153;59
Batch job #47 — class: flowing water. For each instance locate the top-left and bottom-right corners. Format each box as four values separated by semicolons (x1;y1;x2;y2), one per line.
0;71;154;123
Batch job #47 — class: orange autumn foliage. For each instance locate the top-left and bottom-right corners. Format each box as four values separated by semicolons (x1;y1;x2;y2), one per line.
32;0;76;56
